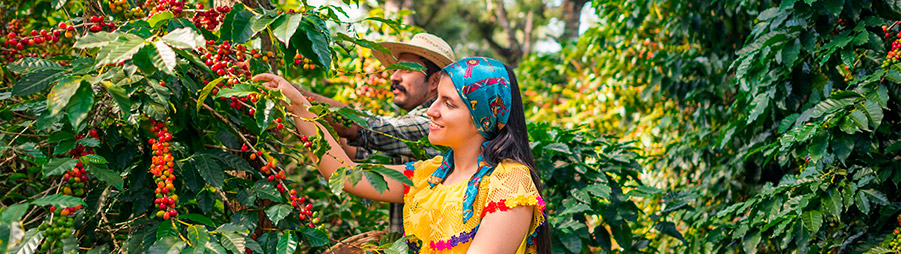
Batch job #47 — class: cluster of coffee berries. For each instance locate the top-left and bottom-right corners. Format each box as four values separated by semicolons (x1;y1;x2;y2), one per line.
879;214;901;251
201;40;251;78
191;4;230;30
145;0;185;16
109;0;145;20
148;119;178;220
288;188;321;228
249;48;275;62
293;55;316;70
882;30;901;68
1;27;63;62
86;16;117;32
273;117;285;130
38;205;82;253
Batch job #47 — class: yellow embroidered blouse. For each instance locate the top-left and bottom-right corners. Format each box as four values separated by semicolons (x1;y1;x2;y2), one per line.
402;156;546;253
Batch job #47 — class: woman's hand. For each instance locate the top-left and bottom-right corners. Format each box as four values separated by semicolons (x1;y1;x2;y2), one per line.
252;73;309;108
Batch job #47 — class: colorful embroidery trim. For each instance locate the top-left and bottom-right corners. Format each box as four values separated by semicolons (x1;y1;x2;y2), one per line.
429;225;479;251
480;195;546;219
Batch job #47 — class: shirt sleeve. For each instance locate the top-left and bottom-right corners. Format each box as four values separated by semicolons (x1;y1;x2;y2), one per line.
480;161;545;219
347;114;434;159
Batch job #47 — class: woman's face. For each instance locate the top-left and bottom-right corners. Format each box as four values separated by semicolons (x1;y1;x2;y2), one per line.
426;75;481;148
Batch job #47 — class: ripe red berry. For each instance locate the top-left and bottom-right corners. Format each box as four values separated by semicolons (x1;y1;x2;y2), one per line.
241;144;248;152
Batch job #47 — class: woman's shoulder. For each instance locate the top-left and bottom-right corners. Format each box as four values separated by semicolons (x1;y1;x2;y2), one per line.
491;159;531;176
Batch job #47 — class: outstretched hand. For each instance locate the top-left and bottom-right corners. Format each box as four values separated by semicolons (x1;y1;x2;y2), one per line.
252;73;309;107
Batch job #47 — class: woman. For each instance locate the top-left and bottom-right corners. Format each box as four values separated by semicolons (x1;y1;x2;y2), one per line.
254;57;550;253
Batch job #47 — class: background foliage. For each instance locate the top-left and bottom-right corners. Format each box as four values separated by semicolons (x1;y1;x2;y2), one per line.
3;0;901;253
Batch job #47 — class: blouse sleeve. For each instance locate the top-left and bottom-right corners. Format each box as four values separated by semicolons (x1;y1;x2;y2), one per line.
480;161;546;219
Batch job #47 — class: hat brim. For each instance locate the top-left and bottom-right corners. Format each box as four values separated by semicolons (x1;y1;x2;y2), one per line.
372;42;454;70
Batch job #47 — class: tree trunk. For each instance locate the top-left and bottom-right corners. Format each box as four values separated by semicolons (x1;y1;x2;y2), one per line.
560;0;588;42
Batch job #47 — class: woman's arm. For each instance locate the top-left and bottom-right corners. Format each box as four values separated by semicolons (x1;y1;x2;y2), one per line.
467;207;533;253
253;74;407;203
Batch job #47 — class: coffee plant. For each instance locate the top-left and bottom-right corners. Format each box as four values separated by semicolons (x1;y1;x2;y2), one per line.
0;0;428;253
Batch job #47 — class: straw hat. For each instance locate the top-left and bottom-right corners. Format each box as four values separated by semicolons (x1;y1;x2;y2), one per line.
372;33;455;68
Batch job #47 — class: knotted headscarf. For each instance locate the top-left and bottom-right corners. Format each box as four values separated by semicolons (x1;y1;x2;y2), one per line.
425;57;513;223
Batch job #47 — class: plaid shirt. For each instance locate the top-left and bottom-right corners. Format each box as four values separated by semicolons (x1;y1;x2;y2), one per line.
348;98;442;162
347;98;442;234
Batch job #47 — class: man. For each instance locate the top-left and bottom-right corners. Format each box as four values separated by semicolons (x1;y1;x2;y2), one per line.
253;33;454;233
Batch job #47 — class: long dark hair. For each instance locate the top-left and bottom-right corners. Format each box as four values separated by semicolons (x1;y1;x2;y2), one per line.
481;65;551;254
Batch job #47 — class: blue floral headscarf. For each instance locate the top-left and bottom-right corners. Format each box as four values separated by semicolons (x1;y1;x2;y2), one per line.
425;57;513;223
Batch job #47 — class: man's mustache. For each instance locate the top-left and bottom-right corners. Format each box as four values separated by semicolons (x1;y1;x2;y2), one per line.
391;82;406;93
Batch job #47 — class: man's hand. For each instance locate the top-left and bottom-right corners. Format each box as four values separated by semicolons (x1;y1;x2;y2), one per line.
252;73;308;107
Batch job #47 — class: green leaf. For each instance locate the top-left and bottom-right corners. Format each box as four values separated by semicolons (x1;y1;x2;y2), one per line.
1;204;30;224
237;189;257;207
219;232;246;254
8;228;42;254
253;180;282;202
12;69;65;97
145;80;171;105
571;189;590;204
782;38;801;66
85;164;123;190
255;99;275;132
80;154;109;165
186;225;211;247
199;149;253;172
298;228;328;246
96;34;146;66
328;168;347;196
7;57;64;75
861;189;889;205
849;109;869;131
795;97;860;125
544;143;571;154
801;210;823;234
215;83;256;98
336;33;390;54
179;214;216;227
276;232;298;254
861;100;884;129
220;4;256;44
271;13;303;45
203;241;228;254
42;158;77;179
364;171;388;194
147;12;174;29
31;194;87;208
585;183;612;199
293;21;331;69
73;32;122;49
822;190;842;220
196;77;225;112
251;15;278;35
655;221;687;244
66;81;95;129
747;88;772;123
559;203;591;216
77;138;100;148
157;220;179;239
152;41;176;74
265;204;292;225
336;107;371;128
148;236;186;254
103;80;133;115
161;28;204;49
742;230;761;254
368;165;414;187
385;62;425;72
192;154;225;188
